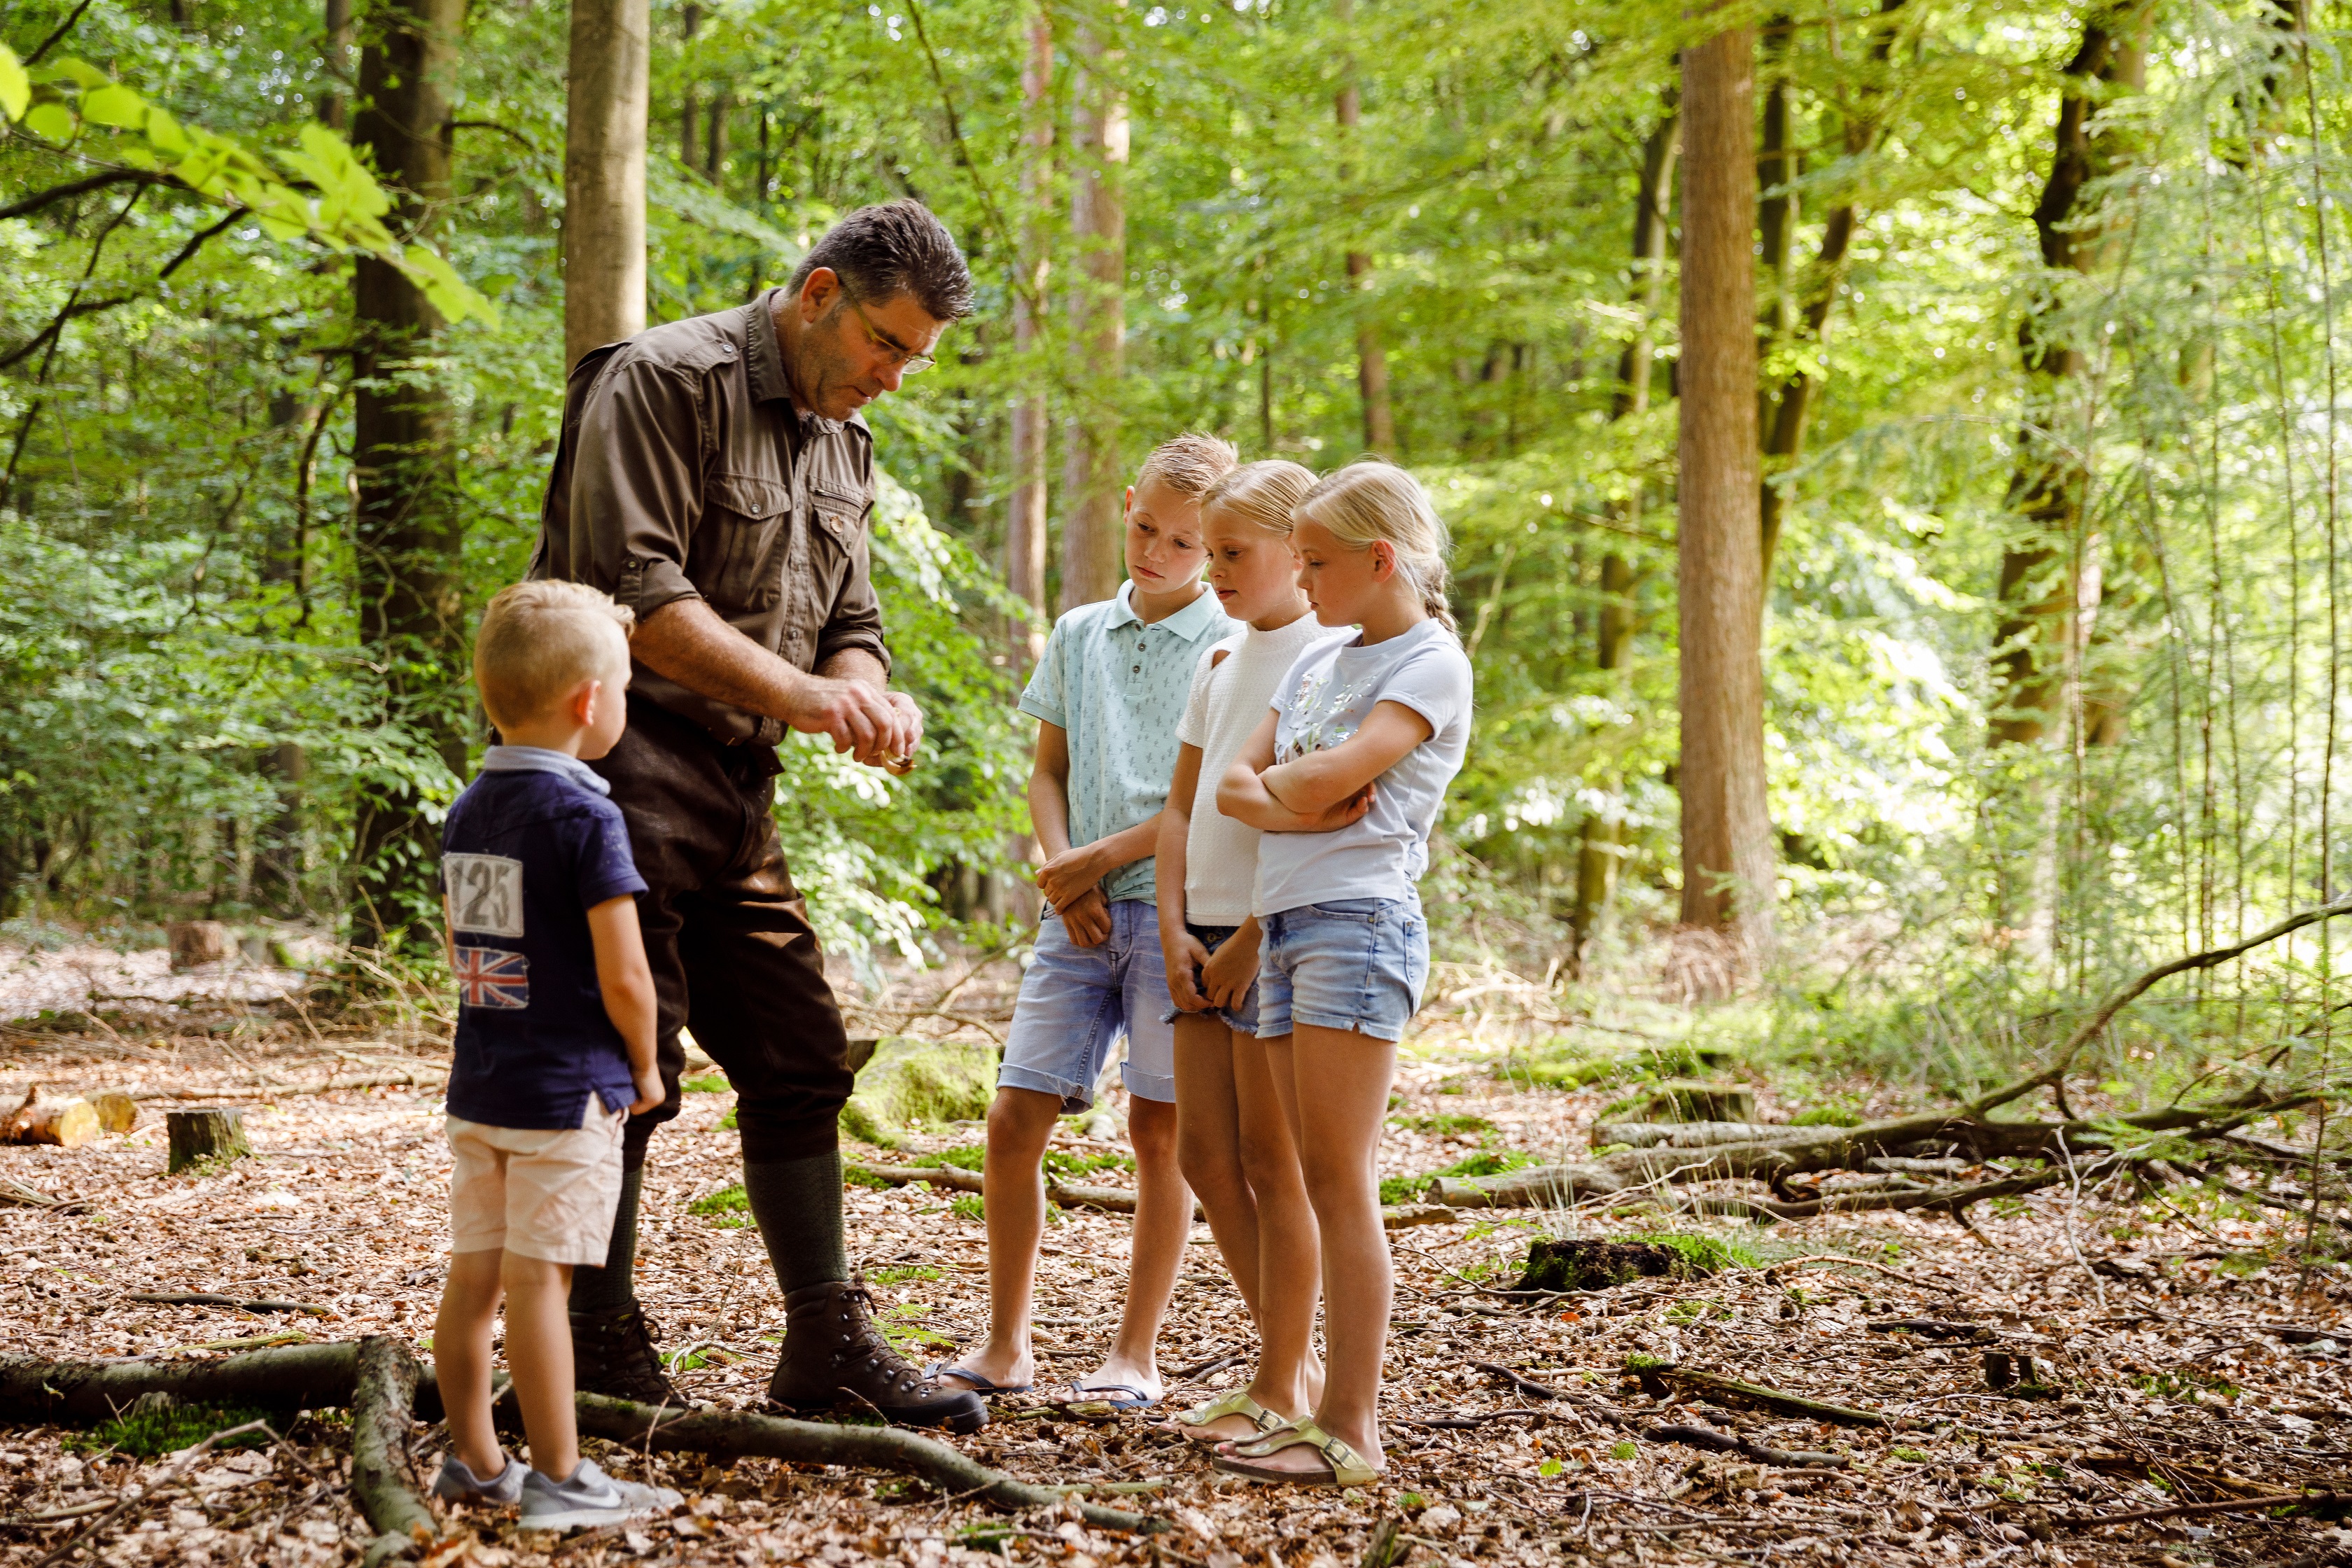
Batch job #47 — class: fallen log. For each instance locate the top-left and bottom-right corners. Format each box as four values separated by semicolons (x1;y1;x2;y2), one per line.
1429;1164;1626;1208
126;1292;332;1317
1591;1122;1789;1150
570;1395;1158;1533
4;1086;98;1149
849;1160;1448;1229
351;1338;435;1568
0;1341;1164;1541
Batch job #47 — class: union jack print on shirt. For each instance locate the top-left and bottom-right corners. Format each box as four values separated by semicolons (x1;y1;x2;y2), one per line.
453;944;530;1011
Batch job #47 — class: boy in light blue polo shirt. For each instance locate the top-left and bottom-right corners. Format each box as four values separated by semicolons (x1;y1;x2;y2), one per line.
931;435;1238;1410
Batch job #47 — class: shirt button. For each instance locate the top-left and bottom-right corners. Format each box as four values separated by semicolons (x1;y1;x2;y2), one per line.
1132;664;1141;673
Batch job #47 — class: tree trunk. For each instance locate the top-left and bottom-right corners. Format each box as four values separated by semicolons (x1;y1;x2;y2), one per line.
1570;108;1678;970
1058;20;1127;612
319;0;354;132
679;4;702;177
1334;0;1392;456
1989;15;2148;764
707;88;730;188
350;0;468;947
1006;6;1053;659
564;0;650;372
1676;25;1775;951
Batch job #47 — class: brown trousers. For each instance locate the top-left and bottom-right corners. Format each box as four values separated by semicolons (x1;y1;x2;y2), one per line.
589;696;855;1169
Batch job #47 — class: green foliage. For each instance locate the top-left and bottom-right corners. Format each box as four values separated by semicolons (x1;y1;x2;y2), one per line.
1625;1231;1761;1275
1791;1107;1863;1128
1392;1112;1495;1135
67;1402;270;1459
1043;1147;1133;1178
689;1184;753;1228
949;1193;986;1222
867;1264;940;1287
681;1074;730;1095
915;1144;984;1171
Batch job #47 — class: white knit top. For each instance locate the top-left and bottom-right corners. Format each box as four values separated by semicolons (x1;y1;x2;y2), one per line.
1174;614;1346;925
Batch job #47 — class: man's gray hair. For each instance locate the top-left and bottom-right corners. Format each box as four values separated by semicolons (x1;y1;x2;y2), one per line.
788;200;976;323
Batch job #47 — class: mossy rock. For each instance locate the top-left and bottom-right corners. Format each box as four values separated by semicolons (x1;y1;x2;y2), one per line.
837;1037;997;1149
1642;1080;1756;1123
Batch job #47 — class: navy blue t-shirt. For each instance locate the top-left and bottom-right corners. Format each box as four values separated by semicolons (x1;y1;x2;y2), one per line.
439;750;648;1130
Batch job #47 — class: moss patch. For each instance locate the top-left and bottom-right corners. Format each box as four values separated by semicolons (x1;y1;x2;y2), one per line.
839;1039;997;1148
67;1399;273;1459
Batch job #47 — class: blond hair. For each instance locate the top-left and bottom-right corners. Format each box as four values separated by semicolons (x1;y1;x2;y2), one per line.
1294;461;1457;632
1202;459;1317;538
1135;432;1240;500
475;580;635;731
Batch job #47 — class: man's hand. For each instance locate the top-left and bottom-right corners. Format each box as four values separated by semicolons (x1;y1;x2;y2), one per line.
1059;887;1112;948
1165;929;1212;1013
1036;844;1104;911
629;1066;666;1116
1200;928;1261;1011
782;674;923;773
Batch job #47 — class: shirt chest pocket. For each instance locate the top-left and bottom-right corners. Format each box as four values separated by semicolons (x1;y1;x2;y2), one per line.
806;482;869;605
701;472;794;611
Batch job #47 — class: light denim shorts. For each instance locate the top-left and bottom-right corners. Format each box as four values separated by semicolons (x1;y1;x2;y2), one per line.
998;899;1177;1108
1254;896;1429;1042
1158;922;1262;1037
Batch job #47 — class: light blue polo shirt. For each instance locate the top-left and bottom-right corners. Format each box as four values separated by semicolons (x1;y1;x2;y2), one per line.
1019;582;1236;904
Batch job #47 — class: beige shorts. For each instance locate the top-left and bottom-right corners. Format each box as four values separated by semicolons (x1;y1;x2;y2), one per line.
446;1096;626;1266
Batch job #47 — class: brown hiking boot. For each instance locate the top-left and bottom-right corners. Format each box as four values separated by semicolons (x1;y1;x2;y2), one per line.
765;1280;986;1434
569;1304;683;1407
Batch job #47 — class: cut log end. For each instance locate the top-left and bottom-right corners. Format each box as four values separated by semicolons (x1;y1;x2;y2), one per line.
167;920;238;971
4;1098;100;1148
167;1107;251;1173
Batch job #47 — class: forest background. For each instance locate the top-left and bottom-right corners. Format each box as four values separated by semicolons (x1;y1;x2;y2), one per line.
1;0;2346;1098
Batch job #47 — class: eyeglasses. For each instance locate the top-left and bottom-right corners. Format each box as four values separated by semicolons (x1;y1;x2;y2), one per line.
844;292;937;374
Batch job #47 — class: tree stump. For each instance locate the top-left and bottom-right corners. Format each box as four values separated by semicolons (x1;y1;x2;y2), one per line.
167;921;237;971
4;1098;99;1148
167;1107;250;1172
1643;1080;1757;1123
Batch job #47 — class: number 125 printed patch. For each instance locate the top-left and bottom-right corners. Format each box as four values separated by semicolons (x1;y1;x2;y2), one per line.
446;853;525;937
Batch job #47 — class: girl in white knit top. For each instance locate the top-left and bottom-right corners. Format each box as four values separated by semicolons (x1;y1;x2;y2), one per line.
1154;461;1347;1448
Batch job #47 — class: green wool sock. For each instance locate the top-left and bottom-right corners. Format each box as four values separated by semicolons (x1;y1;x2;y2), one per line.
744;1150;851;1294
568;1164;644;1316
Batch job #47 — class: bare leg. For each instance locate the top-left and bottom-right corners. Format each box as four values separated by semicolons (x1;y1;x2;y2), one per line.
1079;1096;1189;1401
435;1249;510;1482
1242;1024;1394;1477
501;1254;580;1480
1175;1013;1261;1309
1233;1028;1322;1422
934;1086;1061;1392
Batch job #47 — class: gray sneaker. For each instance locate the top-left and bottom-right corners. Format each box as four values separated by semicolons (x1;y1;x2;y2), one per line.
517;1458;681;1531
430;1452;525;1505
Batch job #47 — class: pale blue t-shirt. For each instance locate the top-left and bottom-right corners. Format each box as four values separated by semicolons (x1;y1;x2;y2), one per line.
1019;582;1236;904
1253;618;1476;916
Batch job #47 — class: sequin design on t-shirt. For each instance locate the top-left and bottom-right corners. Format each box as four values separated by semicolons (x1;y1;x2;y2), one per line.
1277;663;1382;764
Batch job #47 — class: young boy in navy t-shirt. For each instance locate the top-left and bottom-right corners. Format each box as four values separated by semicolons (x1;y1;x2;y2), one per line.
430;580;678;1530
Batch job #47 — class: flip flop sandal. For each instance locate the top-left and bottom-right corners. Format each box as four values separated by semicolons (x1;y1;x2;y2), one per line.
923;1362;1034;1396
1170;1389;1286;1447
1056;1381;1160;1413
1210;1420;1380;1488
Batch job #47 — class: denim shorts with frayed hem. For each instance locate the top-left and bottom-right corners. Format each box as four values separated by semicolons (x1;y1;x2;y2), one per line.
1254;896;1429;1042
1158;922;1262;1037
998;899;1178;1109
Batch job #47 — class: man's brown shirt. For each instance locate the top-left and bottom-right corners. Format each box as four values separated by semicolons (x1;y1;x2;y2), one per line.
531;288;890;747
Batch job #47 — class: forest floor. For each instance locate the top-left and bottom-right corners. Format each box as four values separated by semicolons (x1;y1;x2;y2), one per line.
0;942;2348;1568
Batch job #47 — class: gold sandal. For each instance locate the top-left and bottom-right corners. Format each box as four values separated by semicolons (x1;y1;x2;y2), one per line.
1210;1419;1380;1488
1170;1389;1284;1446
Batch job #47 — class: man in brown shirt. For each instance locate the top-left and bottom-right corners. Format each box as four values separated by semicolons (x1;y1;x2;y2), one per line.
531;201;984;1432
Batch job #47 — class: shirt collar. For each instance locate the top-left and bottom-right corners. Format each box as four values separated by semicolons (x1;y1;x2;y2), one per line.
1106;580;1222;636
479;746;611;797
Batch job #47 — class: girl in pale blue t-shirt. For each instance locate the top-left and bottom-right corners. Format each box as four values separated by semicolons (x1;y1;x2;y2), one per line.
1209;461;1474;1490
